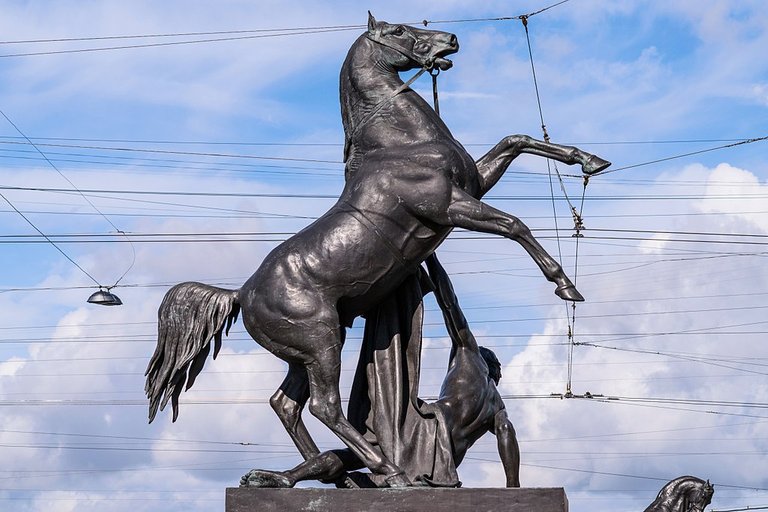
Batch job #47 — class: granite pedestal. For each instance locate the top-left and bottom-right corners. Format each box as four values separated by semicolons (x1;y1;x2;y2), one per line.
226;487;568;512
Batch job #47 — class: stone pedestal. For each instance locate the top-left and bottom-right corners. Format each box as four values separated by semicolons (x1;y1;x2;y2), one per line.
226;487;568;512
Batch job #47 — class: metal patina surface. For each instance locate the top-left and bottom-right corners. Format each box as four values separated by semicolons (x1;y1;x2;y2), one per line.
643;476;714;512
145;13;610;488
226;487;570;512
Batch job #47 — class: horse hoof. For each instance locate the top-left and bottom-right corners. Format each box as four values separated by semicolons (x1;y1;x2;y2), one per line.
240;469;293;488
583;155;611;175
555;284;584;302
385;472;411;488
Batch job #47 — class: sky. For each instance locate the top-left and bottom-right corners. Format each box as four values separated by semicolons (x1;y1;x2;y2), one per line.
0;1;767;511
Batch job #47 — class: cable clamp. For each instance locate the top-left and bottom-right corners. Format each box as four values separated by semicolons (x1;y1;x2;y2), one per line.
571;206;584;237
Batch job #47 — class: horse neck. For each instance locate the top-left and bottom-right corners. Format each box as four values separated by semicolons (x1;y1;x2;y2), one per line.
340;36;407;134
340;36;442;159
662;478;702;512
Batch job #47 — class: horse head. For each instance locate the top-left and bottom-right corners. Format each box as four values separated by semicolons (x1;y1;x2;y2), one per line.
366;12;459;72
643;476;714;512
686;479;714;512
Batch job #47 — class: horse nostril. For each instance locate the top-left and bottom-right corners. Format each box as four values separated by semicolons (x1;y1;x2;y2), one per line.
449;35;458;48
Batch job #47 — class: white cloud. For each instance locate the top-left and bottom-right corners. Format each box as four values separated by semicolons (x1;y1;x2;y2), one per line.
2;2;768;510
753;84;768;106
464;162;768;509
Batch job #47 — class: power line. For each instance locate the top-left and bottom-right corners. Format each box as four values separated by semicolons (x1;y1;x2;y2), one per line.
3;287;766;324
0;0;572;56
0;26;363;58
712;506;768;512
8;183;768;202
0;148;342;178
576;342;768;376
3;226;767;241
1;329;765;345
0;110;136;290
0;24;365;45
10;130;710;177
424;0;572;25
2;394;766;411
3;205;768;222
4;233;767;248
4;148;767;187
0;192;100;285
0;134;750;145
0;140;344;164
595;136;768;175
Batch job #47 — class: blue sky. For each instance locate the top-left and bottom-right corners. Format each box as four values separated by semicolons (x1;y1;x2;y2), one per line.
1;1;767;511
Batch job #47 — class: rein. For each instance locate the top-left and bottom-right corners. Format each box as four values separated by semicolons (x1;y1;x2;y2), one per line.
348;66;428;143
345;35;445;162
339;31;444;270
366;28;434;69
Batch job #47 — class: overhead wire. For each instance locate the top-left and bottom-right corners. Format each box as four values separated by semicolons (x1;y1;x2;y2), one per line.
0;110;135;290
4;203;768;222
0;139;344;164
0;133;756;149
518;12;580;397
3;287;767;327
2;136;767;194
0;26;364;58
4;233;768;248
0;24;365;45
0;193;100;285
594;135;768;176
4;226;768;242
0;0;572;57
2;0;765;498
10;182;768;201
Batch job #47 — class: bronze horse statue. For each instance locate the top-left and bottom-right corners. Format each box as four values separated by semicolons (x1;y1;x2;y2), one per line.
145;13;610;487
644;476;714;512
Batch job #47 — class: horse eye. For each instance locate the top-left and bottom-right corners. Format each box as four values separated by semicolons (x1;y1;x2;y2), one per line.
392;26;404;36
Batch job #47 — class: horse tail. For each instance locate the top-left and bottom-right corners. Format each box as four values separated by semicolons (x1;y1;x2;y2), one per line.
145;282;240;423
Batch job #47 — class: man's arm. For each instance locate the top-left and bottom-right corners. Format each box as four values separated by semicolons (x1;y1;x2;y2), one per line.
425;253;479;352
493;409;520;487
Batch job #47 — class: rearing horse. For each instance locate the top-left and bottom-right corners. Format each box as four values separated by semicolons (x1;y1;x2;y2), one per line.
145;13;610;487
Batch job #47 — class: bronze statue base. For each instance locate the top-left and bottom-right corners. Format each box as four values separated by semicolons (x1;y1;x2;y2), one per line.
226;487;569;512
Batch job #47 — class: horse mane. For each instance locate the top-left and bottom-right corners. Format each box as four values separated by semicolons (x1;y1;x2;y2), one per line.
645;476;713;512
659;475;706;498
339;31;415;175
340;33;384;173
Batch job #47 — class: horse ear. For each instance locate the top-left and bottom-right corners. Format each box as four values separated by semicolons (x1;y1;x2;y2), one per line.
368;11;377;33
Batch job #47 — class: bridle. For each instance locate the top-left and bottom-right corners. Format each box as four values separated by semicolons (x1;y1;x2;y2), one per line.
366;26;442;71
344;29;441;162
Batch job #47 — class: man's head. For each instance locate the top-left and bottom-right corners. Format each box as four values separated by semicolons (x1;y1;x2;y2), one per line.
479;346;502;385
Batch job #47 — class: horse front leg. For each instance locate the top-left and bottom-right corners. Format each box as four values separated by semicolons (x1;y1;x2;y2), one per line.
444;189;584;302
474;134;610;196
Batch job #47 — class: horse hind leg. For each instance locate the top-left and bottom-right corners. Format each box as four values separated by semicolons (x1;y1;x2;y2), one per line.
304;342;409;487
269;363;319;460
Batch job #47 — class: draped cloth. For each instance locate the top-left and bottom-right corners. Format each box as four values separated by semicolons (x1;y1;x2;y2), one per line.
347;270;460;487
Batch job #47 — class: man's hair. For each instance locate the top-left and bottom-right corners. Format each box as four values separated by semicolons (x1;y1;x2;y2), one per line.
479;346;502;385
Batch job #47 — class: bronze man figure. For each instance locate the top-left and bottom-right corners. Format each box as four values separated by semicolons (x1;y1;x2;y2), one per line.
240;254;520;488
146;13;609;487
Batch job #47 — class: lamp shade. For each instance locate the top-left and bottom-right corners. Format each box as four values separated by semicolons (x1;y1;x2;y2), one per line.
87;289;123;306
